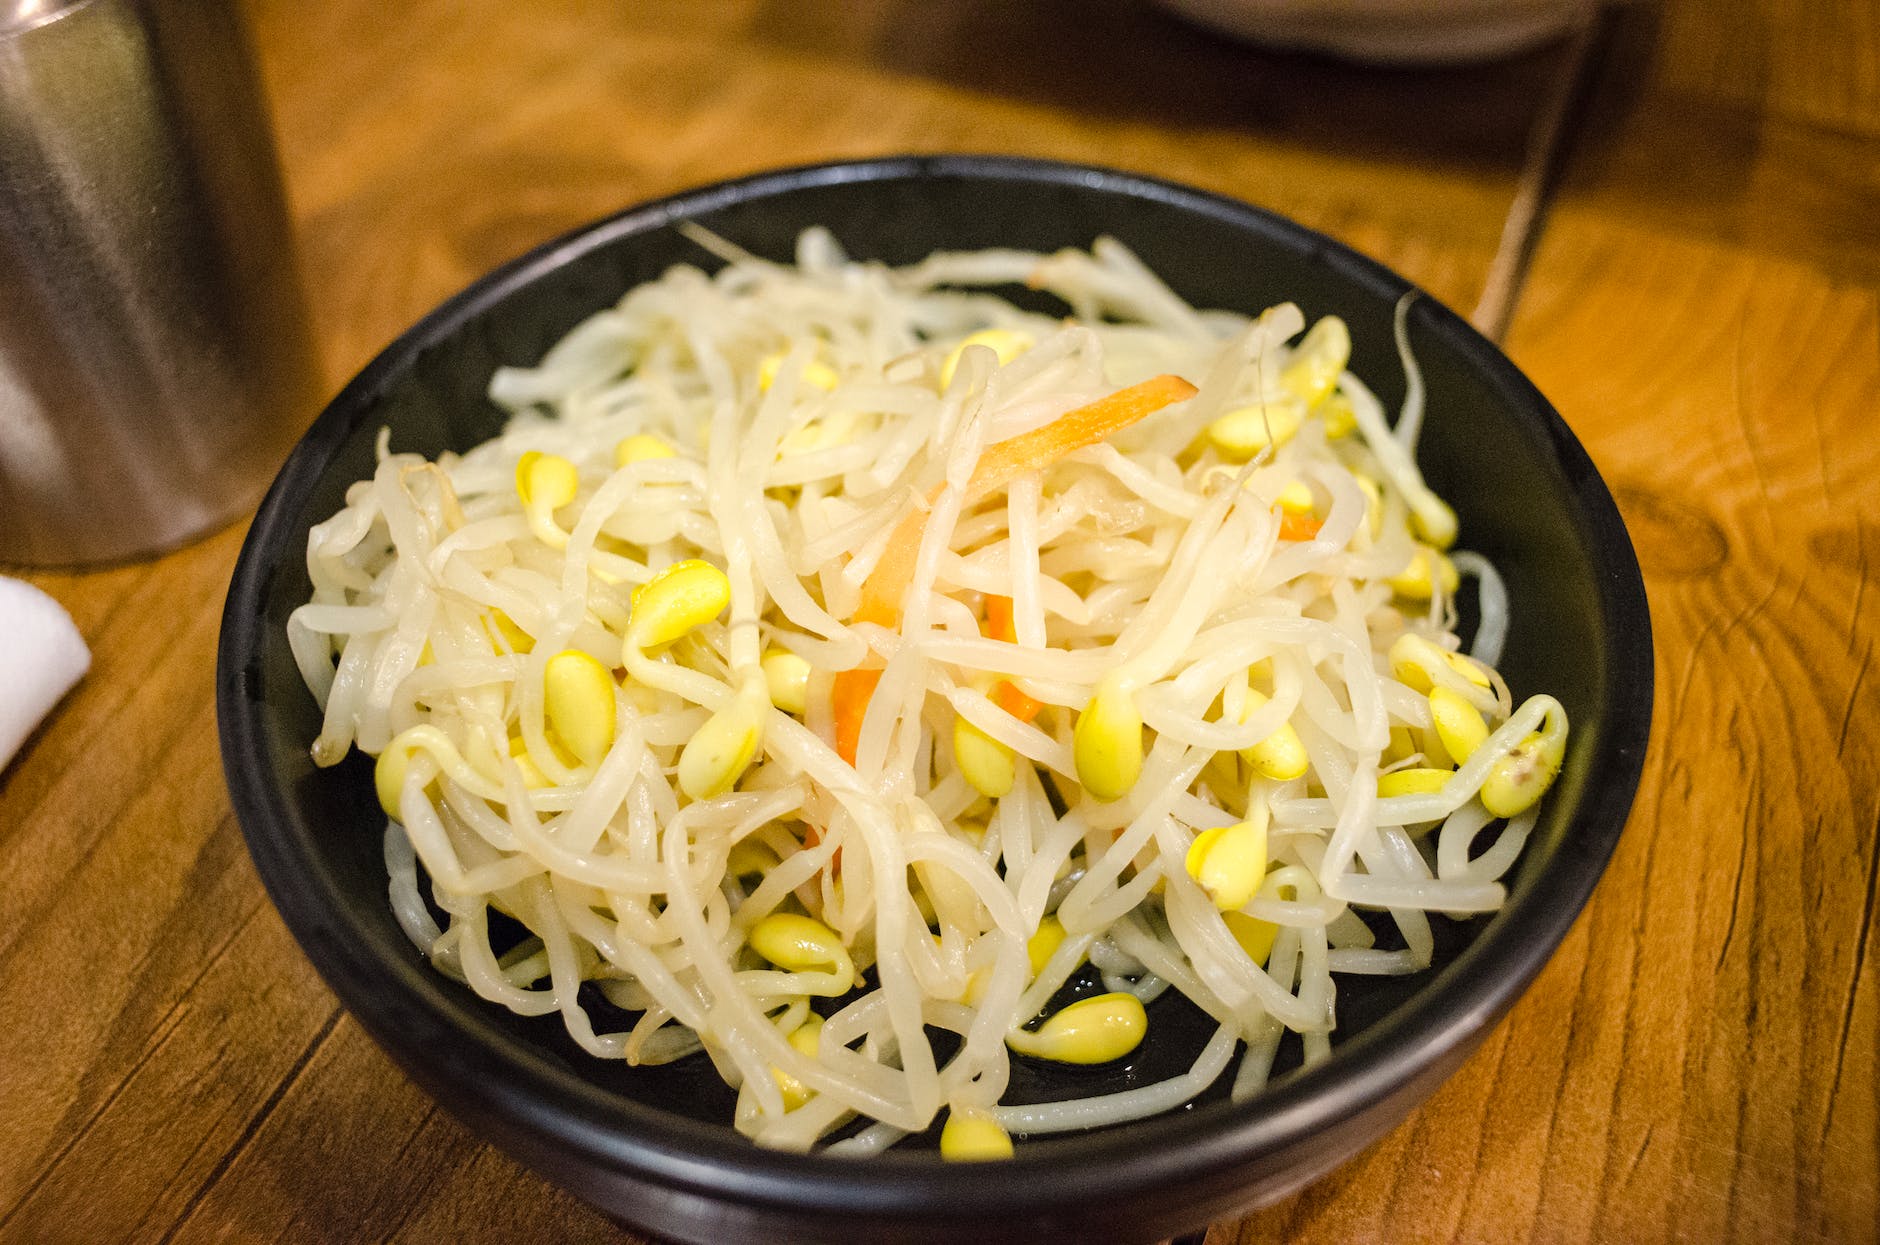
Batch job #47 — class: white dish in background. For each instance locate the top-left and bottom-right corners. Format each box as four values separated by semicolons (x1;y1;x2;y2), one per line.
1153;0;1595;64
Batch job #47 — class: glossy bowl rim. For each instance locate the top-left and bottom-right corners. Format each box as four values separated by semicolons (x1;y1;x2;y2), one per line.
217;154;1652;1225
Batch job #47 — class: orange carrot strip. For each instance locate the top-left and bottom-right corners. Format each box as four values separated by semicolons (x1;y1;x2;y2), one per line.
984;593;1017;643
979;595;1042;722
831;666;882;765
803;822;841;875
853;376;1196;629
966;373;1197;496
1278;512;1325;542
840;377;1194;766
992;679;1045;724
853;507;927;628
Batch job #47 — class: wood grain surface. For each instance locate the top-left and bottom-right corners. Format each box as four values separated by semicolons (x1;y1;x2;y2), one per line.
1;1;1873;1242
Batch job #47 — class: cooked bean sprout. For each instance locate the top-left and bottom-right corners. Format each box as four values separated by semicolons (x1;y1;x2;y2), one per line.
291;228;1566;1154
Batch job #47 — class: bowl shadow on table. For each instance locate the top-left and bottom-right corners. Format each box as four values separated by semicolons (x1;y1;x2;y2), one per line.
735;0;1580;175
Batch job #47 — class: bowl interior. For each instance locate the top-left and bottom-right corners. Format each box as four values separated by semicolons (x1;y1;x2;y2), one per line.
220;156;1650;1223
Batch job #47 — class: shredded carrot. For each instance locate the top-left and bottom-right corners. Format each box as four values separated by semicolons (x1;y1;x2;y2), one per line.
984;594;1017;643
802;822;841;874
852;508;927;628
992;680;1045;723
838;376;1196;765
853;376;1196;630
980;594;1044;722
965;373;1197;497
831;666;881;765
1278;511;1324;542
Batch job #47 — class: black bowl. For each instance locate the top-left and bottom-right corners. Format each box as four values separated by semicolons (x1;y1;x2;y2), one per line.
217;156;1651;1244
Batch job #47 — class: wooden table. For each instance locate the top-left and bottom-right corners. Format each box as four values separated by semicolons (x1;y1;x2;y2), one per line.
4;1;1874;1240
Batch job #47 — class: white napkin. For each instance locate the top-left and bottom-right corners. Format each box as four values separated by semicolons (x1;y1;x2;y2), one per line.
0;577;90;770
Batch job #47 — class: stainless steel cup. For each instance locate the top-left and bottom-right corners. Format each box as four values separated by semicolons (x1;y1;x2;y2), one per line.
0;0;320;565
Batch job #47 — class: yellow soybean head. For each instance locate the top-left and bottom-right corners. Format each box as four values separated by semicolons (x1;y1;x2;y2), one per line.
771;1068;812;1112
1238;690;1309;781
954;714;1017;799
1027;914;1068;977
627;558;731;649
760;649;811;714
1388;633;1447;693
771;1014;823;1110
1421;722;1454;770
1006;992;1147;1064
516;451;580;547
1224;910;1279;967
1481;730;1567;818
1378;766;1452;798
1384;725;1420;764
1185;815;1268;912
373;739;417;820
1207;400;1305;461
677;695;764;800
1202;748;1243;803
1319;390;1358;439
1280;315;1350;408
1385;544;1459;600
1411;496;1459;550
516;450;579;510
1073;678;1143;802
1276;479;1317;515
487;609;535;654
1355;474;1384;539
543;649;617;767
940;1111;1014;1162
914;859;977;933
787;1014;823;1059
939;329;1032;390
614;433;676;467
1446;651;1493;688
748;913;855;990
758;353;841;392
493;733;553;790
1392;634;1493;699
727;836;779;878
1429;687;1490;764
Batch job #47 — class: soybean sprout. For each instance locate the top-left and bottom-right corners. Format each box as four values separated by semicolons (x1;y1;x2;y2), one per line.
290;229;1567;1156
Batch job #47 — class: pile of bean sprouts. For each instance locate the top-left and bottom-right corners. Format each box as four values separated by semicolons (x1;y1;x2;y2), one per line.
290;227;1566;1155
